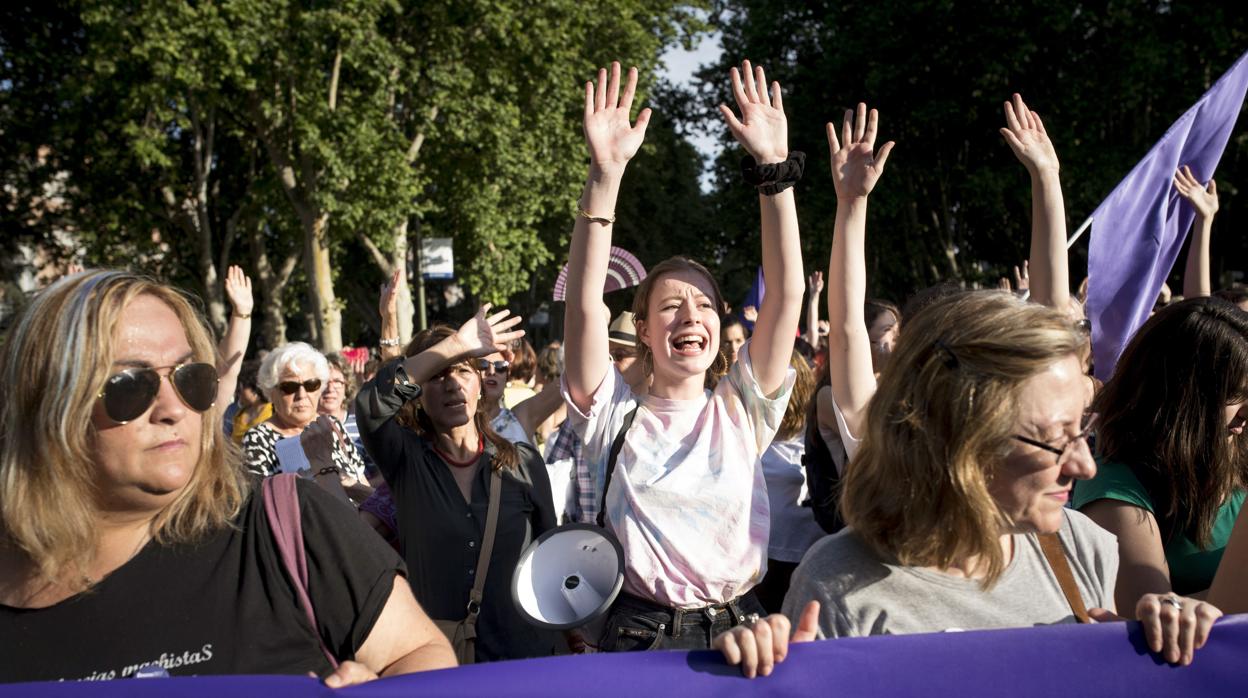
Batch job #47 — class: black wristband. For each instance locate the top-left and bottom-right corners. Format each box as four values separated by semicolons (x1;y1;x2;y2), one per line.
741;151;806;195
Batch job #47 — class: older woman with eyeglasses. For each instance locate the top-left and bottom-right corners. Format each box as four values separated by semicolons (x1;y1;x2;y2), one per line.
242;342;366;483
0;271;454;684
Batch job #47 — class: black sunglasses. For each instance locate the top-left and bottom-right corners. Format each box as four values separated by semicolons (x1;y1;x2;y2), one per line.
98;363;219;423
476;359;510;374
277;379;323;395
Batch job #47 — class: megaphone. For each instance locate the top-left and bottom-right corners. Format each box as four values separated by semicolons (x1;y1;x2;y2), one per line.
511;523;625;630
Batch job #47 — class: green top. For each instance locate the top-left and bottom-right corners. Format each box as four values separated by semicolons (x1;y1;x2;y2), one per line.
1072;460;1245;595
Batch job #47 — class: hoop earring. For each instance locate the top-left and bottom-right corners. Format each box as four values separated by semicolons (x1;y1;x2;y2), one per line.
642;348;654;376
712;349;729;377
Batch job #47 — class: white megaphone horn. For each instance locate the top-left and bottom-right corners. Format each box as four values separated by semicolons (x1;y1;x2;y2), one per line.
511;523;625;630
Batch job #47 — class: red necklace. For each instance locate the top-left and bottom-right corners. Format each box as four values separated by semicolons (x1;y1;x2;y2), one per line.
434;438;484;468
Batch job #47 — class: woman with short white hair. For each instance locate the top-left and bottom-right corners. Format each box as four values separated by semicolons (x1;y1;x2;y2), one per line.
243;342;366;483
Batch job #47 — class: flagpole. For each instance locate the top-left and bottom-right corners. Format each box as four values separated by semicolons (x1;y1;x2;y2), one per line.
1066;215;1093;249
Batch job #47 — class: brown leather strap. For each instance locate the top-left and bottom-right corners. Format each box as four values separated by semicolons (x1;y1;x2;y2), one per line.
466;468;503;622
1038;532;1091;624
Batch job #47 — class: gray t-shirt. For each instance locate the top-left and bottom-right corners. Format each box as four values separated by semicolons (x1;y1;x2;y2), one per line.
782;509;1118;638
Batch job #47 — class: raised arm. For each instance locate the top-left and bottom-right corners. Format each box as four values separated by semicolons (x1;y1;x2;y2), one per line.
825;104;894;437
1175;166;1218;299
1000;93;1069;310
565;62;651;412
804;271;824;347
379;269;405;361
512;379;565;438
402;305;525;386
216;265;253;407
718;61;804;394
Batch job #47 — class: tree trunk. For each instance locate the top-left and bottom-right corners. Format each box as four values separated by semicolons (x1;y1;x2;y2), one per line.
248;220;299;350
303;212;342;350
392;219;414;345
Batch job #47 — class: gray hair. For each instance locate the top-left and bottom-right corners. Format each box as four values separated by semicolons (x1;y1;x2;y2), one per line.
258;342;329;392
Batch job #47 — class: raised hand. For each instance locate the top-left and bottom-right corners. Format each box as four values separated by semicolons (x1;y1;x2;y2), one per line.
809;270;825;295
742;305;759;323
719;60;788;164
453;304;525;359
1174;166;1219;219
583;62;651;173
827;103;895;200
379;269;402;317
1000;93;1058;176
224;265;254;318
1014;260;1030;292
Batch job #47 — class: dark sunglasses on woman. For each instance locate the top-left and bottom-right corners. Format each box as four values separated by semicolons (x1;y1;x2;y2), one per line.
476;359;510;374
98;363;219;423
278;379;323;395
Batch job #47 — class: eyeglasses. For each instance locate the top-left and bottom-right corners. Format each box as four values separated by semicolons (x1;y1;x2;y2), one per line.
476;359;510;374
277;379;323;395
1012;413;1098;464
97;362;219;423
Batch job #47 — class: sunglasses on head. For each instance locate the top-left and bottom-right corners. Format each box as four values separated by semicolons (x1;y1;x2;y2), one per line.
98;362;219;424
277;379;322;395
476;359;510;374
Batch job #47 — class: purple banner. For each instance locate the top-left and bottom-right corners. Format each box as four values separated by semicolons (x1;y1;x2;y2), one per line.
4;615;1245;697
1087;49;1248;380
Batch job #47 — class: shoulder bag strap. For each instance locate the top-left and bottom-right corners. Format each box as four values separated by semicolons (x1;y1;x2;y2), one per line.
1037;532;1092;624
463;467;503;630
262;474;340;668
596;406;640;529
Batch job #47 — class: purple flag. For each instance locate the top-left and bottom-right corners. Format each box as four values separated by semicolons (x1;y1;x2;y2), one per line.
3;616;1246;697
740;266;765;331
1088;50;1248;380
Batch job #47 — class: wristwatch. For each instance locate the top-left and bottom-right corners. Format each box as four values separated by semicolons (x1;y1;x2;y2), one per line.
379;337;401;347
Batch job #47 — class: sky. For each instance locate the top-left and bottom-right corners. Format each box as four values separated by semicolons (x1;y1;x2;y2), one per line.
657;31;723;187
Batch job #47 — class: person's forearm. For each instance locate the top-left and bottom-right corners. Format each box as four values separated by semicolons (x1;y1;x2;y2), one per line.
380;640;458;675
826;197;876;436
379;310;403;360
216;316;251;406
804;290;820;347
513;379;565;437
1182;214;1213;298
751;189;805;394
402;335;469;385
1026;168;1070;309
564;166;621;410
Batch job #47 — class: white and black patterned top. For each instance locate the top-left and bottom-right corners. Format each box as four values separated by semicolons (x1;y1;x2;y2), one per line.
242;416;367;481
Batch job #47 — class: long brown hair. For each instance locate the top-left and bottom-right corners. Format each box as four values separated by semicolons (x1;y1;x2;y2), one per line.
398;326;520;471
776;352;816;442
841;291;1085;587
1093;297;1248;548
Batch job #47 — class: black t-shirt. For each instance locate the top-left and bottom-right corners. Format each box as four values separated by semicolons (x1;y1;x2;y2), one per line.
0;479;403;683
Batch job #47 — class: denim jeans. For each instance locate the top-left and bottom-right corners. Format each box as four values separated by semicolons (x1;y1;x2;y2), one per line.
598;591;766;652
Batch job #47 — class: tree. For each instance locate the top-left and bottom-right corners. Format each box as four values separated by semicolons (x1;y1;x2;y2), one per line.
697;0;1248;300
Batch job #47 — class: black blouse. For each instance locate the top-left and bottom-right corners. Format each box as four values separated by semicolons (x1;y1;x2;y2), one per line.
355;359;558;662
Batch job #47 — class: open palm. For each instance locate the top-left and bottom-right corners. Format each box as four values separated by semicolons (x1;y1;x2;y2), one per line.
719;60;788;164
827;103;894;200
1000;93;1058;175
584;62;651;171
455;305;526;358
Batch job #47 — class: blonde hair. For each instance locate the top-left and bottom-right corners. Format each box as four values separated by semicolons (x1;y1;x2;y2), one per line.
840;291;1085;587
0;271;250;585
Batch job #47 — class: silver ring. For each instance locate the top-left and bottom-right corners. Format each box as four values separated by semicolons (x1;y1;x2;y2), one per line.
741;613;761;628
1162;596;1183;612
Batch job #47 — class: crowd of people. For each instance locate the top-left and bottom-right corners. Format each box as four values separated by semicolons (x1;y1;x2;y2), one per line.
1;60;1246;686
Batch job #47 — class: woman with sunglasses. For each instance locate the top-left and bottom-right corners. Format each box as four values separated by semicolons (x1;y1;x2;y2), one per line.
0;271;454;684
1074;297;1248;613
242;342;367;484
715;292;1223;678
355;306;559;662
